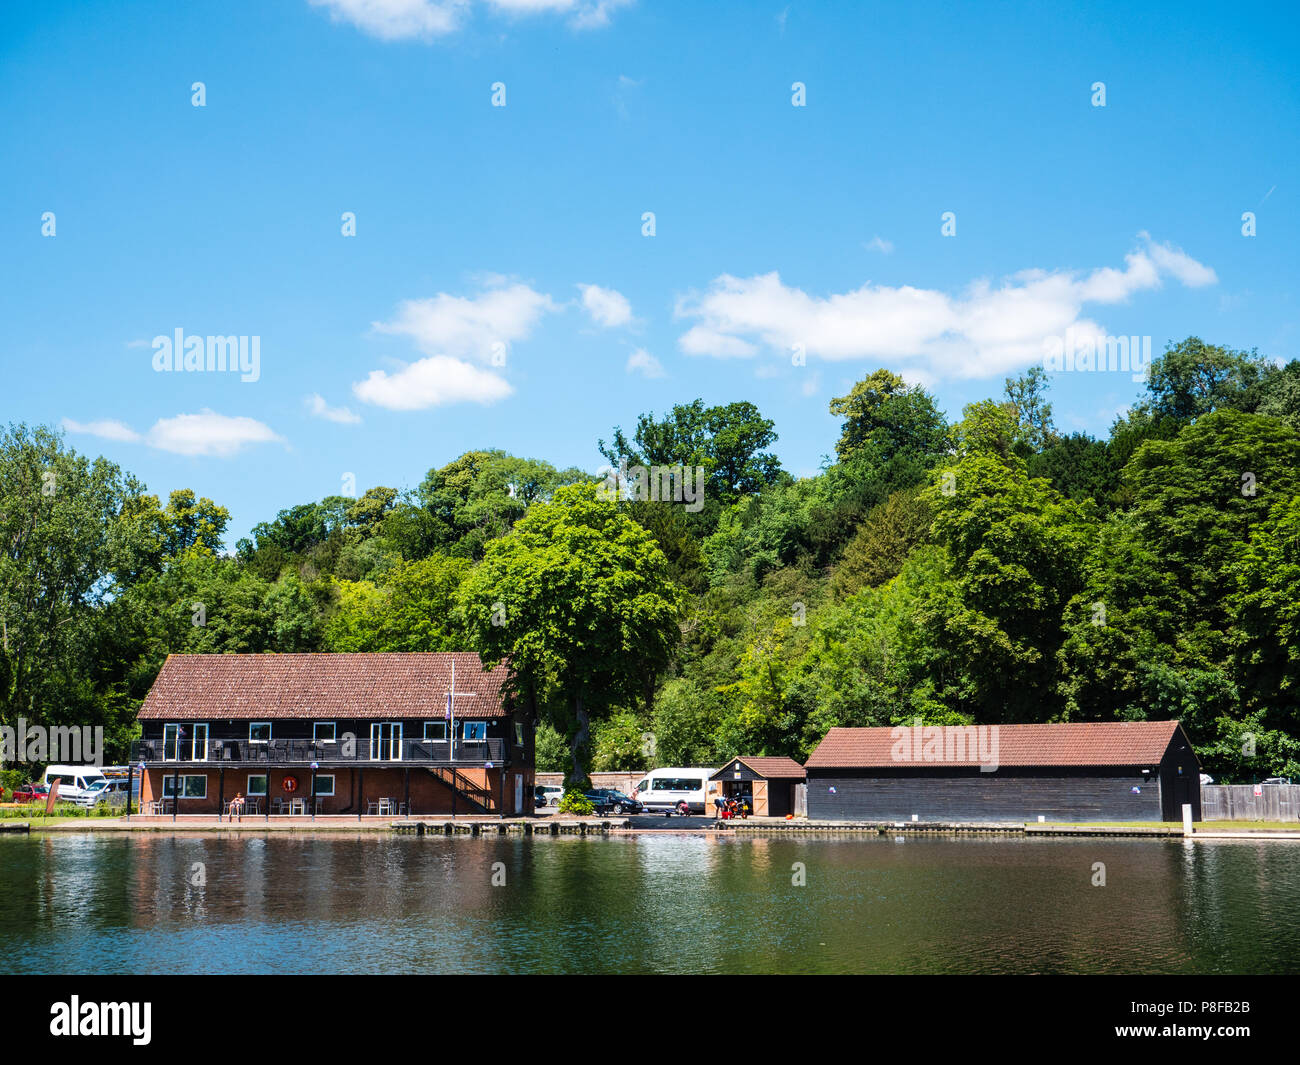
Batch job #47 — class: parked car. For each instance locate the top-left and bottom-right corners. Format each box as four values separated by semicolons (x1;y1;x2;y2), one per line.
584;789;643;815
1199;773;1214;786
1262;777;1292;785
534;784;563;807
10;782;49;803
42;765;109;803
76;779;130;809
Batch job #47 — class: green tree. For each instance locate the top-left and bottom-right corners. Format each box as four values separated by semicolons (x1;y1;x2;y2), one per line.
323;555;470;652
461;483;685;789
830;487;933;598
923;406;1094;721
1004;366;1057;452
591;711;647;771
0;424;149;729
828;369;948;464
1144;337;1277;421
600;399;784;504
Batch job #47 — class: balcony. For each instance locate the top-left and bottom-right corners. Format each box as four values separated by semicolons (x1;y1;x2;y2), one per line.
130;736;506;767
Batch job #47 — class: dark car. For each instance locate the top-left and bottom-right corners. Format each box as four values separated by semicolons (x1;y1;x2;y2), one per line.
584;789;643;815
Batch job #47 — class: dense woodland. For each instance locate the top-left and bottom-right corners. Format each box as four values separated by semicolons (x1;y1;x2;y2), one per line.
4;337;1300;785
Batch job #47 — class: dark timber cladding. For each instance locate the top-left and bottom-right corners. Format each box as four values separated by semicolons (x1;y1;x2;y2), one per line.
710;757;806;817
804;721;1200;823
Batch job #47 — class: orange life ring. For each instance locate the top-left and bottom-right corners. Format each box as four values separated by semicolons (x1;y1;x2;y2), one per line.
282;774;299;793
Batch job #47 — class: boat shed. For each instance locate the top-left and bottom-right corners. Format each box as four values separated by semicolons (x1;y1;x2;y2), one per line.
804;720;1200;823
710;757;806;817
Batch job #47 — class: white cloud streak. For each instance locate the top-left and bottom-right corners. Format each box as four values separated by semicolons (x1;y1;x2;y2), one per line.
306;393;363;424
674;235;1217;380
578;283;633;328
63;412;284;457
309;0;630;39
625;348;664;377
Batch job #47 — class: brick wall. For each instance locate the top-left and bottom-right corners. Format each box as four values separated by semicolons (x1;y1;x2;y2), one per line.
535;771;645;794
141;764;533;816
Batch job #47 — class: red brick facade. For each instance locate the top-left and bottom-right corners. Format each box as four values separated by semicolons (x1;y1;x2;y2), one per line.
142;764;536;817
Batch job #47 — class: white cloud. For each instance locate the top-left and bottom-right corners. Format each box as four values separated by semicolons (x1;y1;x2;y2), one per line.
625;348;664;378
372;281;557;361
64;412;284;456
355;280;553;410
1138;231;1218;287
486;0;632;28
146;412;284;456
61;418;142;443
353;355;513;409
310;0;630;39
309;0;467;40
306;393;362;425
675;235;1217;380
864;235;894;255
578;283;633;328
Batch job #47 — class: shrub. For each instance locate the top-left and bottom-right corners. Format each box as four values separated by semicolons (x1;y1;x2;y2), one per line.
557;789;595;816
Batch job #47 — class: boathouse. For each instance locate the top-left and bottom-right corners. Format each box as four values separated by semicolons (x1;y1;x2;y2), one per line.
709;757;805;817
133;653;533;817
804;720;1200;823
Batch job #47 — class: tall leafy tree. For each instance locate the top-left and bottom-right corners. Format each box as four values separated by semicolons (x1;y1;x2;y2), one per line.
1143;337;1278;421
828;369;948;465
324;555;471;652
0;424;148;728
922;403;1094;721
599;399;784;504
461;483;685;789
1004;366;1057;453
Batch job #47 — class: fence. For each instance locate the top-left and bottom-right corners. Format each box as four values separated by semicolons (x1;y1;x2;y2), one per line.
1200;784;1300;821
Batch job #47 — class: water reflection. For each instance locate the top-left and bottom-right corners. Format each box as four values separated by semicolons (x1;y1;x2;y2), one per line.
0;833;1297;974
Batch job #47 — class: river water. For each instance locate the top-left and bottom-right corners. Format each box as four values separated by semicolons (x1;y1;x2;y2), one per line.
1;832;1296;973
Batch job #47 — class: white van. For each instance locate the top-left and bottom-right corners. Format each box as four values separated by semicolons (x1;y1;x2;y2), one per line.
42;765;109;803
632;767;718;814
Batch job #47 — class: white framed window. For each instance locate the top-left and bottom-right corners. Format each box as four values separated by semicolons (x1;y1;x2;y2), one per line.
163;724;180;761
370;722;402;760
463;721;486;740
514;721;524;746
423;721;447;741
247;774;267;797
312;774;336;797
249;722;271;744
162;775;208;799
313;722;336;743
191;723;209;761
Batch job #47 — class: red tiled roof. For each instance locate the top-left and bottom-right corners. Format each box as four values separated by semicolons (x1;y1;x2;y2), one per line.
716;756;806;780
804;721;1188;769
137;653;511;721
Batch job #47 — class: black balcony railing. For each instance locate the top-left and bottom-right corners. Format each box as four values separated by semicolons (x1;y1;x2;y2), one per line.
130;736;505;766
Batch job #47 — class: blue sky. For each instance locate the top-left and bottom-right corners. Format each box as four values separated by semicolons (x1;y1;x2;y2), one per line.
2;0;1296;543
